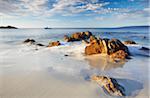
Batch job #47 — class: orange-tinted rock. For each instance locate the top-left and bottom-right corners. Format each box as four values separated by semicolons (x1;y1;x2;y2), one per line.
110;50;128;61
85;40;101;55
85;37;130;59
89;35;97;43
64;31;92;42
124;40;136;44
48;41;61;47
91;75;125;96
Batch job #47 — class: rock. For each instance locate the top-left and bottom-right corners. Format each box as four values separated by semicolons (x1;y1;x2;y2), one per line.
90;35;97;43
23;39;36;44
36;43;45;46
64;54;69;56
124;40;136;44
82;39;89;44
85;40;101;55
64;35;71;42
139;47;150;51
64;31;92;42
91;75;125;96
48;41;61;47
85;37;130;58
107;39;129;55
109;50;128;61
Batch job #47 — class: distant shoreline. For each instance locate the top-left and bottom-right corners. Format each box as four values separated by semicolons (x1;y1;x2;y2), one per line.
0;26;18;29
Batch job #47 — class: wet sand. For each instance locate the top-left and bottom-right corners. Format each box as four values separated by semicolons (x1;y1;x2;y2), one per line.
0;43;149;98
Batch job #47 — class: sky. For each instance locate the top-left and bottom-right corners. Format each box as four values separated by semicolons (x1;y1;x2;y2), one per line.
0;0;149;28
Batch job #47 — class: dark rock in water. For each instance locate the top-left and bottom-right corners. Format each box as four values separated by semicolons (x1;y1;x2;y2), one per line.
91;75;125;96
36;43;45;46
48;41;61;47
64;54;69;56
64;31;92;42
23;39;36;44
85;37;130;60
124;40;137;44
139;47;150;51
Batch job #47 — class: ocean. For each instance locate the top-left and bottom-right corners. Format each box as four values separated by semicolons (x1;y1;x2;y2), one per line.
0;27;149;98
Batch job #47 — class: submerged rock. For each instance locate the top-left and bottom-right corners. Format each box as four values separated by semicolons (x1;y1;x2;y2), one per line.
124;40;137;44
48;41;61;47
64;31;92;42
91;75;125;96
139;47;150;51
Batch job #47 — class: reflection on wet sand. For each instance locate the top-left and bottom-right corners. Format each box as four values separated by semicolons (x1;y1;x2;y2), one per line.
85;54;126;71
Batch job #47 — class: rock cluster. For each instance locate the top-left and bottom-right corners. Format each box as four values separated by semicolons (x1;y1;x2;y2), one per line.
64;31;92;42
124;40;136;44
48;41;61;47
91;75;125;96
85;36;130;60
23;39;45;46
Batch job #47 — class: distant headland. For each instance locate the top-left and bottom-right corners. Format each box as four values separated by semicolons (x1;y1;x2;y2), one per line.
0;26;18;29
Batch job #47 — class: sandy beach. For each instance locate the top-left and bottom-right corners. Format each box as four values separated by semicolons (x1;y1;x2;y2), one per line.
0;32;149;98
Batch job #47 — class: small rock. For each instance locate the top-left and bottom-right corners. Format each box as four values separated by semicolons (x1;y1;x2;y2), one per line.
64;54;69;56
139;47;150;51
36;43;45;46
124;40;136;44
48;41;61;47
23;39;36;44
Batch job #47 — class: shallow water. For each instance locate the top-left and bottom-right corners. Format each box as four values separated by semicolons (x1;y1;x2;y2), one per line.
0;28;149;98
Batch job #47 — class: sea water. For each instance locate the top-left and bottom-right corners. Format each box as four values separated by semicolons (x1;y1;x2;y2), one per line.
0;28;149;98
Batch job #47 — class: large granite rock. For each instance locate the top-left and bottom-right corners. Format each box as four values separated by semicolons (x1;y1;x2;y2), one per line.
85;37;130;60
48;41;61;47
64;31;92;42
91;75;125;96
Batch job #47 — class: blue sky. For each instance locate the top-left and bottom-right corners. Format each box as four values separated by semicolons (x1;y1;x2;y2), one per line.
0;0;149;28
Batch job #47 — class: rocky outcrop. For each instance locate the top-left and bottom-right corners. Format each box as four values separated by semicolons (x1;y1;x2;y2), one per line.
64;31;92;42
91;75;125;96
48;41;61;47
85;37;129;58
124;40;136;44
23;39;36;44
23;39;45;47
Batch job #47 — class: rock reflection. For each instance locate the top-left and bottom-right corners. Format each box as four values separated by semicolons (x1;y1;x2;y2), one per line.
85;54;126;71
